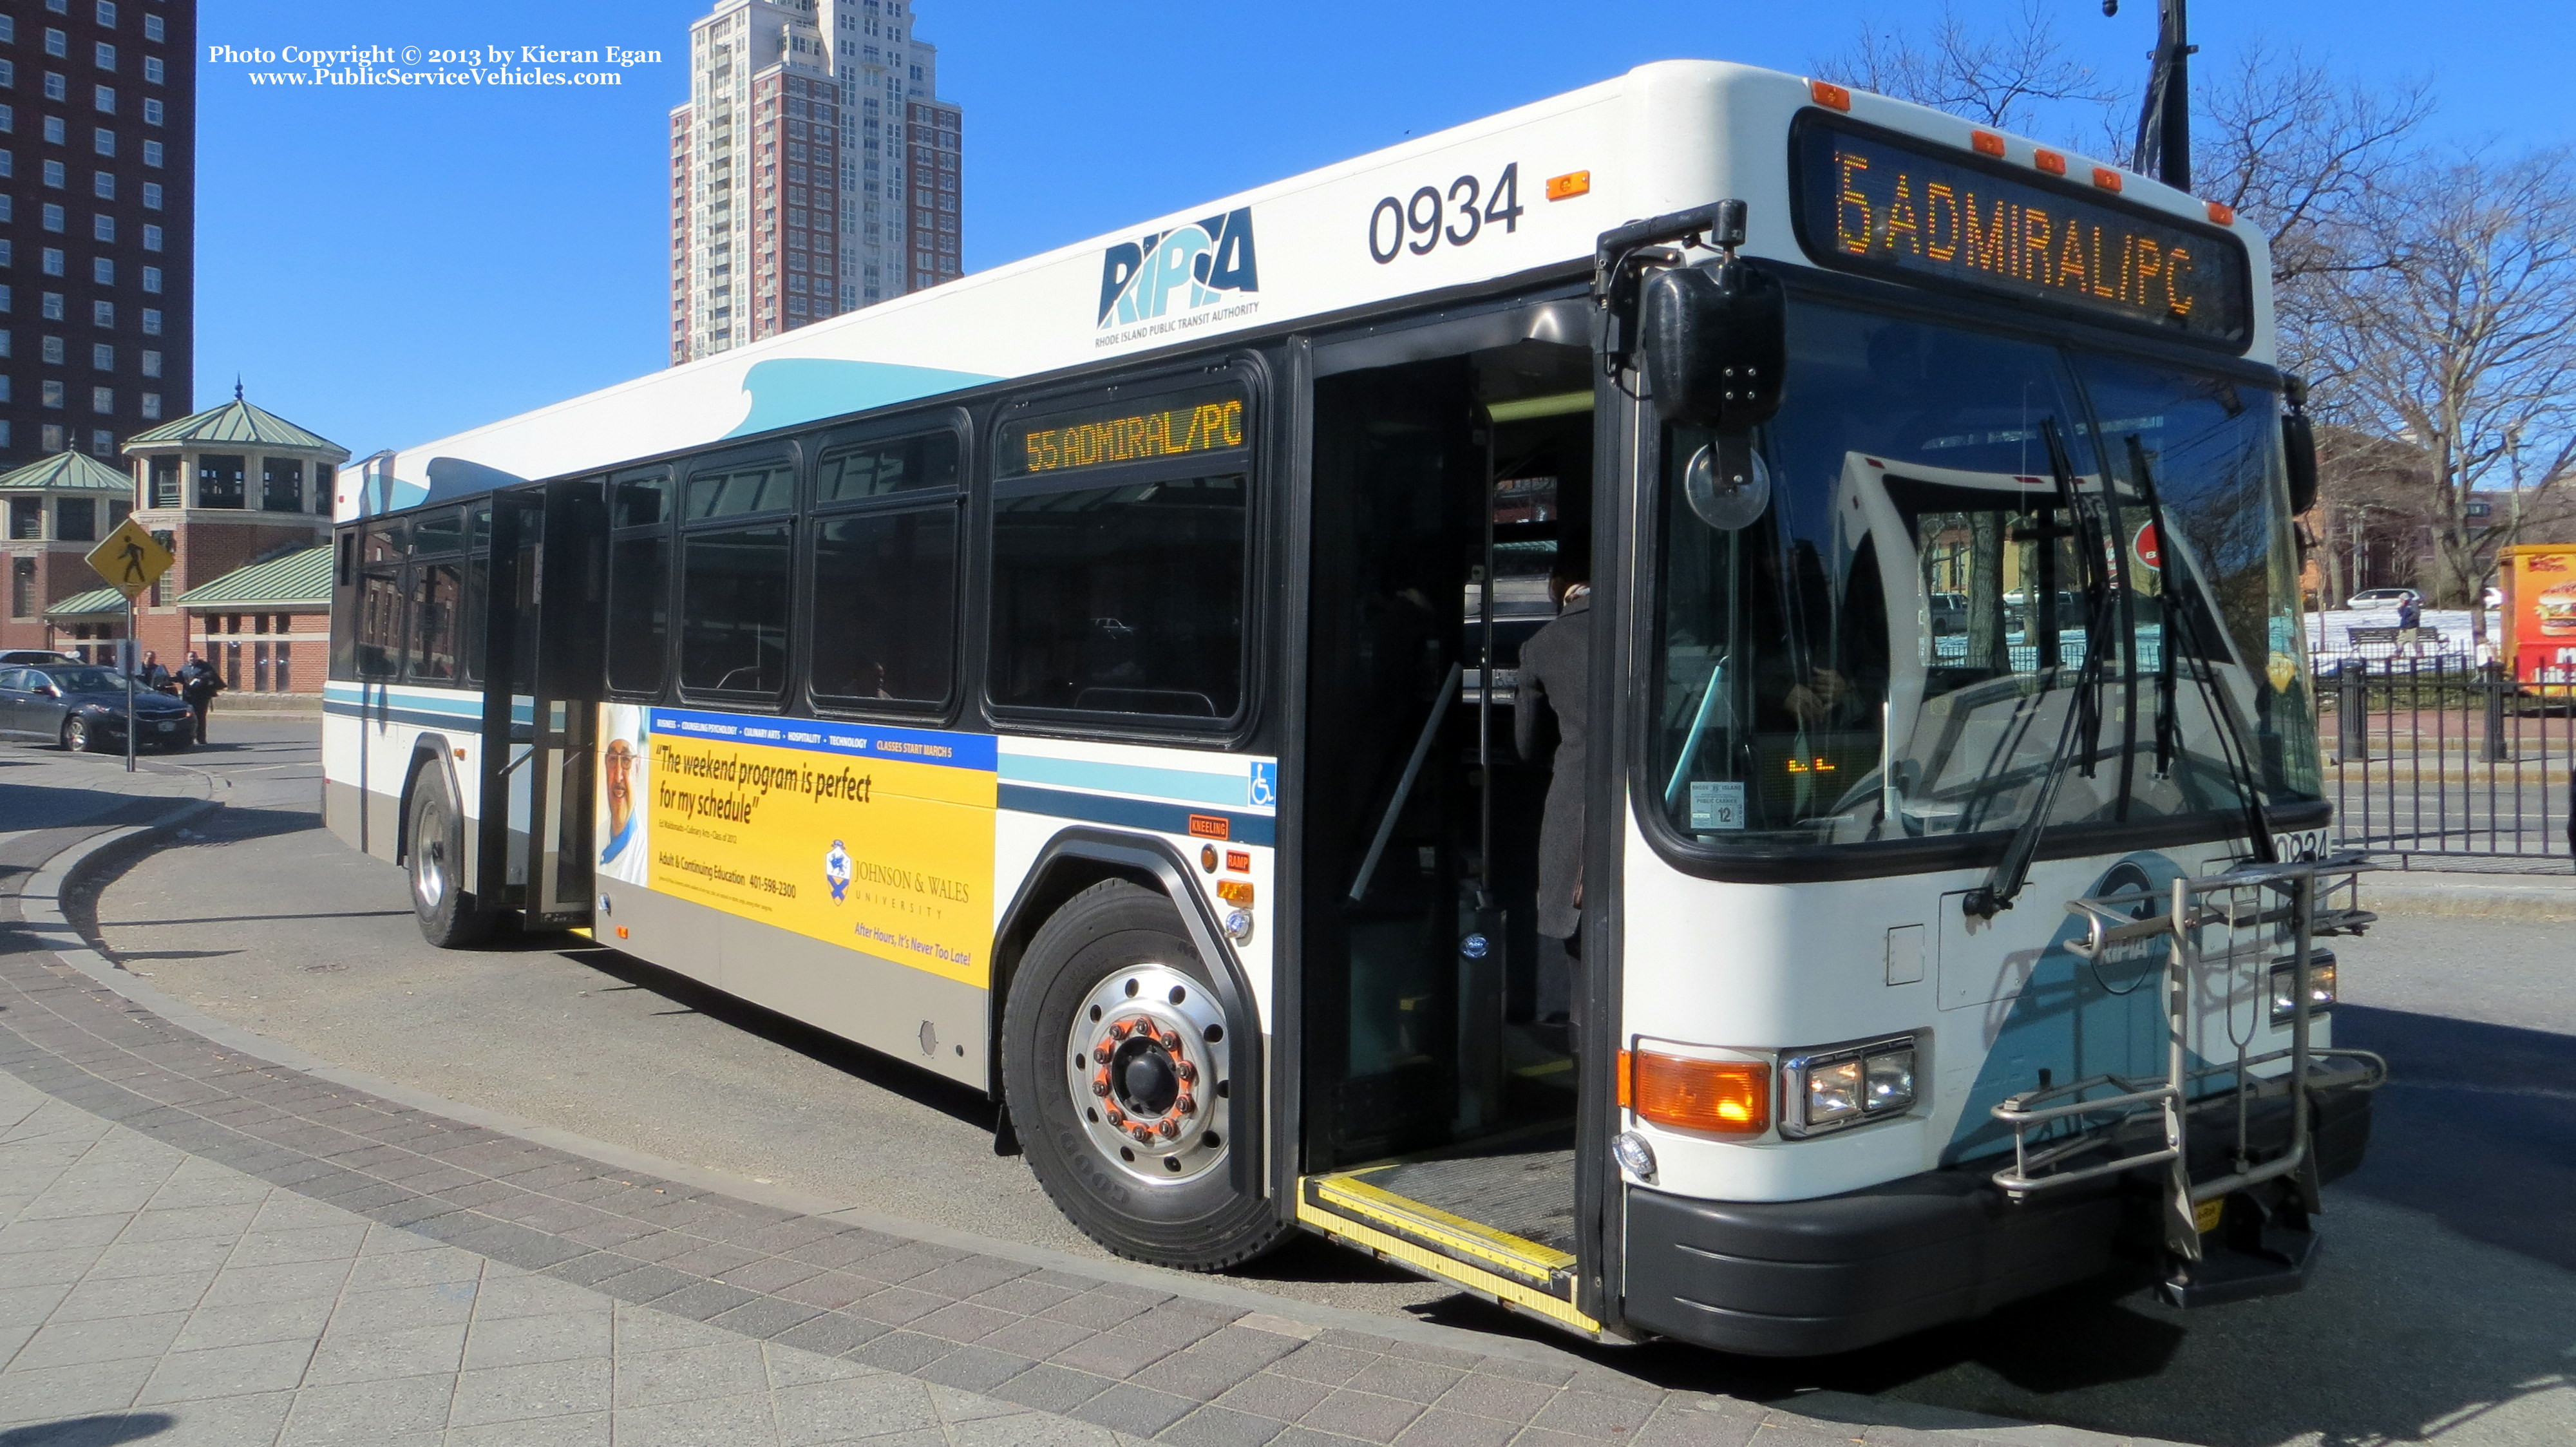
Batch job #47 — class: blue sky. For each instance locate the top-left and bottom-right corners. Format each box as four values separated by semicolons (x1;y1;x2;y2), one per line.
200;0;2575;457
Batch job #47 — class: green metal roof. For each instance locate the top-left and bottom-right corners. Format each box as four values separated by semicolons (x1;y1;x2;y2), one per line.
126;397;348;459
175;545;334;609
44;585;131;618
0;451;136;494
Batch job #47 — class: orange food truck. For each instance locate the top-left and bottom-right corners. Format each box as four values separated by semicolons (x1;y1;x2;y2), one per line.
2499;543;2576;692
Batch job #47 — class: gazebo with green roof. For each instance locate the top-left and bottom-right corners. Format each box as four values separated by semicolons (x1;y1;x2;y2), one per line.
125;390;349;515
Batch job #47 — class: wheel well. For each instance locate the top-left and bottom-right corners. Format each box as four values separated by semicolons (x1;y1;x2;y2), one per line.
394;736;457;866
987;855;1166;1110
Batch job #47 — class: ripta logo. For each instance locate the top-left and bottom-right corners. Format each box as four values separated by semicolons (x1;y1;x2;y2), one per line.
1097;207;1260;328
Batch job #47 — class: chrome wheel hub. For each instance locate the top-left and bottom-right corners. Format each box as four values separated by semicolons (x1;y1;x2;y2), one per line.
1065;962;1229;1185
413;802;449;911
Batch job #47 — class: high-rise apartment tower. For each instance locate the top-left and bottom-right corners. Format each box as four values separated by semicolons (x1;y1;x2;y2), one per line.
0;0;199;468
668;0;961;364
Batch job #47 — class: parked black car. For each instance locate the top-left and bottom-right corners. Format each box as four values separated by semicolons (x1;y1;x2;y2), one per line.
0;649;81;668
0;663;196;752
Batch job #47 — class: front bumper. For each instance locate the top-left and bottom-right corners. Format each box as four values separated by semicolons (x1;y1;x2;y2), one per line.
1620;1059;2376;1356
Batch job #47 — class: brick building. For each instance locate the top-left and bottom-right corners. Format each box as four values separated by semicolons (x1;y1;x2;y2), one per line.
118;391;345;667
1;448;131;652
0;0;200;472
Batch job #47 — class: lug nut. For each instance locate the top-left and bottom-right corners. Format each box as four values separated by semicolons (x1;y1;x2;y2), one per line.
1108;1021;1132;1039
1175;1061;1197;1083
1105;1106;1127;1126
1157;1119;1182;1140
1093;1043;1113;1064
1131;1125;1156;1144
1175;1093;1195;1116
1090;1075;1110;1097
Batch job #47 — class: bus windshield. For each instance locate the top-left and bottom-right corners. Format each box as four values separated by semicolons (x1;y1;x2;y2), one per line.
1651;299;2320;853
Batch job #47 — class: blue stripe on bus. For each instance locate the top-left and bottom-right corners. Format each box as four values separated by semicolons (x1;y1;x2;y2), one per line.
998;784;1276;847
649;707;999;771
322;683;535;725
996;753;1251;808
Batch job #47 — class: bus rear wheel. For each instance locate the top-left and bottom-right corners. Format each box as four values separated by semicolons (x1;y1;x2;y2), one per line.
408;762;497;949
1003;879;1287;1271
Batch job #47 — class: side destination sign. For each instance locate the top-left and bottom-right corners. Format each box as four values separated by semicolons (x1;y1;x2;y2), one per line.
595;705;998;987
1790;113;2253;350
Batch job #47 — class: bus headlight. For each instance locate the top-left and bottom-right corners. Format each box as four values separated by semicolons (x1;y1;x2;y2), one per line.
1781;1036;1918;1138
2269;950;2336;1023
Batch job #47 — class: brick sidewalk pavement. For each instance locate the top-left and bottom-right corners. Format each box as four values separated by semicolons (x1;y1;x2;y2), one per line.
0;753;2134;1447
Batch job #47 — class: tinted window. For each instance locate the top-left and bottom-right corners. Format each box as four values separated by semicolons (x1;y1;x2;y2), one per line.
817;431;958;504
686;464;795;520
681;525;792;695
607;534;670;694
406;562;462;682
460;556;489;685
810;506;956;706
412;506;465;556
363;521;406;567
612;473;671;529
357;566;403;678
990;475;1247;718
56;498;95;542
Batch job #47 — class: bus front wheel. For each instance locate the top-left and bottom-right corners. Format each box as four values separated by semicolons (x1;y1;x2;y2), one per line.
408;762;497;949
1003;879;1287;1271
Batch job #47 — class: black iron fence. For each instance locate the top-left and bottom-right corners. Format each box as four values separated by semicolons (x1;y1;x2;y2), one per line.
2315;657;2575;864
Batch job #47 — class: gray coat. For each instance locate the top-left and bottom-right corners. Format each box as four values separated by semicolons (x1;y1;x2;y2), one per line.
1515;595;1590;939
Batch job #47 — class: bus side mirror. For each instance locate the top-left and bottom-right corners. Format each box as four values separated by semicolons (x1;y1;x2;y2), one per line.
2282;374;2318;516
1639;258;1785;432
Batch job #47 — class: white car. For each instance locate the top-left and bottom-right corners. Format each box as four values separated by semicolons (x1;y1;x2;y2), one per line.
2345;588;2421;610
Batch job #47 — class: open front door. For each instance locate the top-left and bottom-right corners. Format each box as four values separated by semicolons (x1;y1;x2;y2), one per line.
1294;302;1606;1336
474;479;608;928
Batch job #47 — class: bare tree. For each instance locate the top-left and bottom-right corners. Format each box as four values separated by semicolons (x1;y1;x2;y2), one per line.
1811;1;2117;142
2192;43;2432;363
2306;149;2576;638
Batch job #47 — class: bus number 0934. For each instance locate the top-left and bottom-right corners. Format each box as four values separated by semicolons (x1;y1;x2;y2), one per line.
1367;162;1524;265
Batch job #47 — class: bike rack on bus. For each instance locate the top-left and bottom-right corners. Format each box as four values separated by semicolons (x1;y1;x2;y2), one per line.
1987;858;2387;1263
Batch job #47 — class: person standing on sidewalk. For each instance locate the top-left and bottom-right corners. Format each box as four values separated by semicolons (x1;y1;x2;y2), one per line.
176;649;225;744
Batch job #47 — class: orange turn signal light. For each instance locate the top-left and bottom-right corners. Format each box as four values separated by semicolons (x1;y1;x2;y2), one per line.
1622;1049;1771;1135
2207;201;2237;225
1215;879;1255;907
1809;79;1852;111
2033;148;2067;176
1545;169;1591;201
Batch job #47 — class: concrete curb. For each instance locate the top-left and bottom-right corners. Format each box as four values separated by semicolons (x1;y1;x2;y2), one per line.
2365;871;2576;922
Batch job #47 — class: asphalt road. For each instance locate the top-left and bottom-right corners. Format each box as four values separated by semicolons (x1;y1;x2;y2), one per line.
44;717;2576;1446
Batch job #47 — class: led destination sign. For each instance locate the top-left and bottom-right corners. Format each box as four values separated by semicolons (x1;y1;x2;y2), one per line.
1001;386;1246;477
1792;116;2252;349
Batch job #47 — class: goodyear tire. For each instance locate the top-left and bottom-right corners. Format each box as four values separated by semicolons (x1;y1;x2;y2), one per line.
408;761;497;949
1003;879;1288;1271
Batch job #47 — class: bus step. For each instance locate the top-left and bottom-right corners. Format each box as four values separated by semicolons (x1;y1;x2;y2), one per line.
2160;1207;2319;1309
1297;1170;1598;1334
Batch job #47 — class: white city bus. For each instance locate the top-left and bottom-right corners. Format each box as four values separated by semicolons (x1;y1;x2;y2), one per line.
322;61;2379;1353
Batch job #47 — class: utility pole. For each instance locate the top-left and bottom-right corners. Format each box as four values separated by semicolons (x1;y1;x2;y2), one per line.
2115;0;2195;190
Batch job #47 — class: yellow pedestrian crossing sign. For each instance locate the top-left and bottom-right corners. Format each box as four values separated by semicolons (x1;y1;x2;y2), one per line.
87;517;175;599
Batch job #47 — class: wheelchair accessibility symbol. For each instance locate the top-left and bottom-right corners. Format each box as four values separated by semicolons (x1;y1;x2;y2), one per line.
1249;762;1277;808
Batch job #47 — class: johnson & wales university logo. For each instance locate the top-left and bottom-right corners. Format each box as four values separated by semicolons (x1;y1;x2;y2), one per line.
824;840;853;903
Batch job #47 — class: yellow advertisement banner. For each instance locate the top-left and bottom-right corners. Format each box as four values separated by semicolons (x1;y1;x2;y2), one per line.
596;705;997;985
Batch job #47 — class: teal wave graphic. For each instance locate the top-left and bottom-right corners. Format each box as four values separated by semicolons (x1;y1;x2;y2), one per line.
724;358;999;439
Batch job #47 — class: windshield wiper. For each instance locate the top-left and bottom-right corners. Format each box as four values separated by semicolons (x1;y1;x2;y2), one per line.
2123;438;2278;864
1964;420;2117;920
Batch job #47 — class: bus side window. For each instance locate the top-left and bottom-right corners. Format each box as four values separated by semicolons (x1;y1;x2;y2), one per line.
355;519;408;680
607;470;673;696
810;431;961;710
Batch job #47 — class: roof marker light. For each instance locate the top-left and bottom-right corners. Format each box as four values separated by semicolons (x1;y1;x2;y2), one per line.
2092;166;2123;192
2208;201;2237;225
1810;79;1852;111
2034;148;2067;176
1971;130;2005;157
